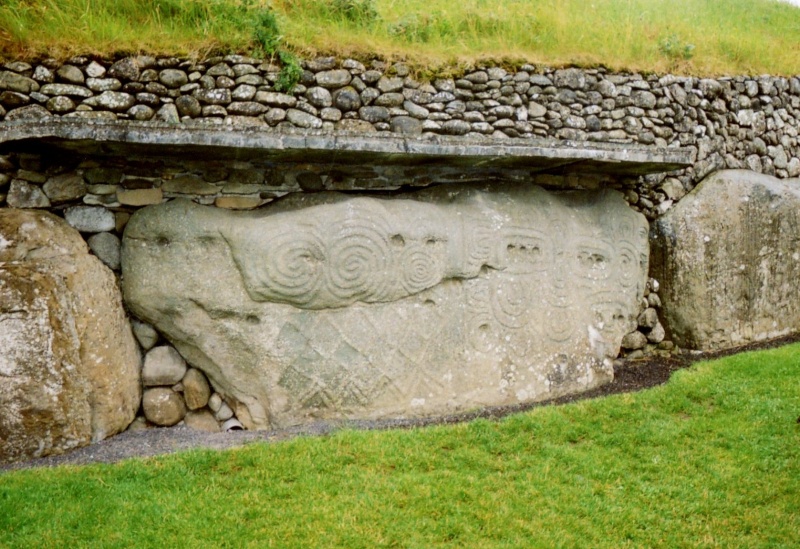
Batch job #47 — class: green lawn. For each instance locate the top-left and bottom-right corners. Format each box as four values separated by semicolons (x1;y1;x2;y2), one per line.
1;0;800;75
1;343;799;548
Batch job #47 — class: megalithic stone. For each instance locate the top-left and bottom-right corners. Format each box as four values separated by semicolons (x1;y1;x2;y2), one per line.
121;184;649;429
0;209;141;464
651;170;800;350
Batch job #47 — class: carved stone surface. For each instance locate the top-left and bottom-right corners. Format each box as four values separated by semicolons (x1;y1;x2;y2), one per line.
651;170;800;350
122;185;649;429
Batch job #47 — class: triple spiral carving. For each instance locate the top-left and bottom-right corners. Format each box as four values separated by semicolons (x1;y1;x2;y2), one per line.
238;213;447;308
244;229;326;305
328;219;391;302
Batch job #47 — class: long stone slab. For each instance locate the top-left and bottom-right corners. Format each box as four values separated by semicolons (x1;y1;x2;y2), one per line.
0;119;692;178
122;184;650;429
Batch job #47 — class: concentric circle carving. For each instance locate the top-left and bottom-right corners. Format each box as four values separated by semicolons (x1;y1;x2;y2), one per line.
400;244;444;294
544;307;575;342
260;230;326;303
327;219;391;301
490;277;531;329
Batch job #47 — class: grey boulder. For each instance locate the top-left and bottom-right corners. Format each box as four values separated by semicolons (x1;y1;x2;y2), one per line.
651;170;800;350
142;345;187;386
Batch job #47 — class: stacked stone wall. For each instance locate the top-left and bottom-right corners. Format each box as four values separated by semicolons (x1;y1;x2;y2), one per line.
1;55;799;218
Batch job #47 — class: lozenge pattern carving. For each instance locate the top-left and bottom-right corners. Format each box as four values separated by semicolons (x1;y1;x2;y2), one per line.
223;187;649;419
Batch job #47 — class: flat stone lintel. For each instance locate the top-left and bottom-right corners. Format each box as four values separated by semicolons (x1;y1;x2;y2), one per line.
0;119;691;178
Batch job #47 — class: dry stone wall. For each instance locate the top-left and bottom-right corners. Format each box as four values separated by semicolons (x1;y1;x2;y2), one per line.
1;55;799;219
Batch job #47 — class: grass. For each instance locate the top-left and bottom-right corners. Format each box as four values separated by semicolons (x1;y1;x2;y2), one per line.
1;0;799;76
1;343;799;547
0;0;261;61
276;0;800;76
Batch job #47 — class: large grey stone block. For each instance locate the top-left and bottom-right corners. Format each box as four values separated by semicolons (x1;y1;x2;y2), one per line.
122;185;649;429
651;170;800;350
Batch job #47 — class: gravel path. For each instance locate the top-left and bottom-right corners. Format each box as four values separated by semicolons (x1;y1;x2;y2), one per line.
3;335;796;473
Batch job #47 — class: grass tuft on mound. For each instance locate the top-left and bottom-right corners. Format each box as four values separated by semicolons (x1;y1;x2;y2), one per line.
1;0;799;75
1;343;799;547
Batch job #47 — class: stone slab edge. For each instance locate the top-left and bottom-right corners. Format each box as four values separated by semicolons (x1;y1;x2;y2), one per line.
0;119;692;174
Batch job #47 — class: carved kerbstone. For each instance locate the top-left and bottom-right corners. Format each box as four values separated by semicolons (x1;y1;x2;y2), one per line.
651;170;800;350
122;185;649;429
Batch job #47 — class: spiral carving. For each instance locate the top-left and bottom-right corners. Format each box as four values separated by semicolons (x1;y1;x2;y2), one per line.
616;244;639;288
258;230;326;304
490;277;531;329
327;219;391;302
400;244;444;294
544;307;575;342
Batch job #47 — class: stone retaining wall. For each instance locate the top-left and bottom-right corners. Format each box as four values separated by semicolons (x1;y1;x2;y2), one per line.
6;53;792;362
1;55;799;219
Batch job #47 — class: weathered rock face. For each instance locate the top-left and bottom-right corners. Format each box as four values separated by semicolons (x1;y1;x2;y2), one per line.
122;186;649;429
0;209;141;463
651;170;800;350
